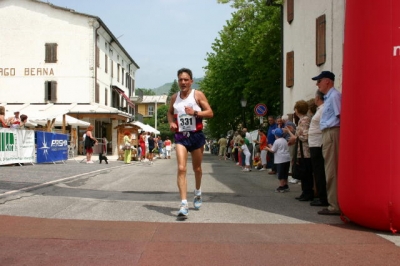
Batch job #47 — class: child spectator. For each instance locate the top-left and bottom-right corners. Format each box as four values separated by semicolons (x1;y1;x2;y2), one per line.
266;128;291;192
239;138;252;172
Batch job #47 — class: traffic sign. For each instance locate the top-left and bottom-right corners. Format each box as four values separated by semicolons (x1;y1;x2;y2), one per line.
254;103;268;116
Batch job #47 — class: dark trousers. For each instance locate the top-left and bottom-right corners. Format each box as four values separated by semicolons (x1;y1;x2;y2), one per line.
234;147;239;162
300;158;314;198
310;146;327;202
267;151;277;171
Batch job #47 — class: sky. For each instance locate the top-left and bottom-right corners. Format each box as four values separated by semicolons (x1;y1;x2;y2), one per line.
45;0;235;89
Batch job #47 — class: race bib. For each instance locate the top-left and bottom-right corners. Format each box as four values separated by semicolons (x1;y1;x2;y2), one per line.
177;113;196;132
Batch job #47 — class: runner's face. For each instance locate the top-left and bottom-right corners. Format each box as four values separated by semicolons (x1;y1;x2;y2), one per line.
178;72;193;92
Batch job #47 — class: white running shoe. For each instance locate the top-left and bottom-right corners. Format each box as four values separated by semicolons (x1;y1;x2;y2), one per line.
178;203;189;217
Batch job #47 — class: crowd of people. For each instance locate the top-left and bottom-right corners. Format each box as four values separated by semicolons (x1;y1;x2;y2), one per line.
214;70;341;216
0;107;28;129
121;131;173;165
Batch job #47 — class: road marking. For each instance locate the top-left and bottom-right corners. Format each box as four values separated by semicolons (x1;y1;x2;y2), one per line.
0;165;126;198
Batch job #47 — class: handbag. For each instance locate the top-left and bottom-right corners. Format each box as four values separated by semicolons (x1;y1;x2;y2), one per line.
292;138;306;180
122;143;131;151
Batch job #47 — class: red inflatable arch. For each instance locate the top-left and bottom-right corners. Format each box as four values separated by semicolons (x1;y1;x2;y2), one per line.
340;0;400;232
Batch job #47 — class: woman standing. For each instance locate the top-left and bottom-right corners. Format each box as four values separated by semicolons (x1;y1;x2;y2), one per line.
84;125;98;164
139;132;146;161
254;129;268;171
147;133;155;165
0;106;9;128
123;131;132;164
285;100;314;201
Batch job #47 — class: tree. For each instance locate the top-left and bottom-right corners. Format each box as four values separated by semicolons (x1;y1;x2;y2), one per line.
201;0;281;138
168;80;179;97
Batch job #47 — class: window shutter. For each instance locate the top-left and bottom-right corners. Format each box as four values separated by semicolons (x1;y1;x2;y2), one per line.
111;61;114;78
96;47;100;67
44;81;49;101
95;83;100;103
50;81;57;101
286;51;294;88
287;0;294;24
45;43;57;63
105;55;108;73
316;14;326;66
105;88;108;106
117;64;120;82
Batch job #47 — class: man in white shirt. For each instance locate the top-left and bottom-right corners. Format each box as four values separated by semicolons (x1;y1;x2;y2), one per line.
308;90;328;207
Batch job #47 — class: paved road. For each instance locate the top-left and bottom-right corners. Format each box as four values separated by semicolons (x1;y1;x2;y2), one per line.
0;152;399;265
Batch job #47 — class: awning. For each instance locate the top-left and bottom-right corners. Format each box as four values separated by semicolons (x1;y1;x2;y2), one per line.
31;114;90;127
113;86;135;108
131;121;160;134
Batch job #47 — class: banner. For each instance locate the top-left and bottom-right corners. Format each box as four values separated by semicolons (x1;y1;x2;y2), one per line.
0;128;35;165
36;131;68;163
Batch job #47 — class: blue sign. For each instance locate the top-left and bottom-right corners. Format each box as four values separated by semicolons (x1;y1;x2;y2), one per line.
36;131;68;163
254;103;268;116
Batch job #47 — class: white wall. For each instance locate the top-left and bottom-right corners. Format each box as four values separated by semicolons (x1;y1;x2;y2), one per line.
0;0;95;103
283;0;345;115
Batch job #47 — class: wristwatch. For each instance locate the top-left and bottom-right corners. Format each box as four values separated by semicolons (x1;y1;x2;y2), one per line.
194;111;198;117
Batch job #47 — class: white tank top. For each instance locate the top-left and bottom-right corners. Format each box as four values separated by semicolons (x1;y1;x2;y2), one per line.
173;89;202;132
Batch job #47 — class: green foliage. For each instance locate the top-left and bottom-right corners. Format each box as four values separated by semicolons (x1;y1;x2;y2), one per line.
168;79;179;99
202;0;281;137
143;105;174;140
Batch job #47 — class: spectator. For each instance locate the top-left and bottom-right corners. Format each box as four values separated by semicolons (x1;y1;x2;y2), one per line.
312;71;342;216
218;135;228;160
309;90;329;207
285;100;314;201
266;128;291;192
0;106;9;128
266;115;278;174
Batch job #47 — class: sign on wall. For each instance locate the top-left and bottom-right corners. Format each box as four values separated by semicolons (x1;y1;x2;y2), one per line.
0;128;35;165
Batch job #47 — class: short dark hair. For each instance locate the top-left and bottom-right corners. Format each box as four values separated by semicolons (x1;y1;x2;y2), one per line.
20;114;28;122
177;68;193;80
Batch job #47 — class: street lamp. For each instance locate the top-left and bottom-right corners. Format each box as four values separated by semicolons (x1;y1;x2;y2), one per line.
240;98;247;128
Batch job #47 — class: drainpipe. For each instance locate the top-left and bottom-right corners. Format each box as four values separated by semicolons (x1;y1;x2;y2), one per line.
94;20;101;103
266;0;284;115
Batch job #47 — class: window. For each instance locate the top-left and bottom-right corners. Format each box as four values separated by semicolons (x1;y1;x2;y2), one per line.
148;105;154;116
111;61;114;78
316;14;326;66
95;83;100;103
45;43;58;63
286;51;294;88
105;55;108;73
105;88;108;105
287;0;294;23
122;68;125;85
96;47;100;67
117;64;120;82
44;81;57;101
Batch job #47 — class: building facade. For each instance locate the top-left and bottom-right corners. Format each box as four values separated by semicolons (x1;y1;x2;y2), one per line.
279;0;345;115
0;0;139;155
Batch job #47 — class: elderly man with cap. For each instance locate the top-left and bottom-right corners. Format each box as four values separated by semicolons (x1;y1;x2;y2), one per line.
311;71;342;216
7;111;21;129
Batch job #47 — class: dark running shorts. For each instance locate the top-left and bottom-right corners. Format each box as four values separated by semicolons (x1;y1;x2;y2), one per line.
277;161;290;180
175;131;205;152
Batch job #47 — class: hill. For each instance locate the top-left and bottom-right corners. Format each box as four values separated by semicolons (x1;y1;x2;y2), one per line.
152;78;203;95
